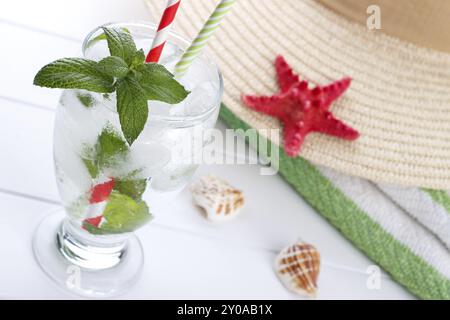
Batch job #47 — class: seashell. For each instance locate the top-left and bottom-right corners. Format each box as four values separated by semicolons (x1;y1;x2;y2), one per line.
274;241;320;298
190;175;245;222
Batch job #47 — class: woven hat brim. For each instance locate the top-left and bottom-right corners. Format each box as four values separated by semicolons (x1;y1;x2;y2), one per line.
145;0;450;189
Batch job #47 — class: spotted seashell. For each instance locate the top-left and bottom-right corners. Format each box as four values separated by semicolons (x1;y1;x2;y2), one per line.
275;241;320;298
190;175;245;222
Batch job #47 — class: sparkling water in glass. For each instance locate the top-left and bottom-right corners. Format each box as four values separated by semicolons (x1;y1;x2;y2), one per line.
33;22;223;298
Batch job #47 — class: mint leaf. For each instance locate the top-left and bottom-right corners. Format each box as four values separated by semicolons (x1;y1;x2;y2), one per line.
96;126;129;168
137;63;189;104
82;158;99;178
96;56;129;79
102;192;151;233
102;27;137;66
33;58;114;93
131;49;145;69
116;75;148;145
83;191;151;234
82;127;144;180
81;144;99;177
114;178;147;200
76;92;95;108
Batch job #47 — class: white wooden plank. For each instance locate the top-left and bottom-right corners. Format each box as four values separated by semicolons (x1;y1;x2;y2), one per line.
0;100;58;201
0;22;78;108
0;194;63;299
0;193;412;299
151;159;383;275
0;0;151;41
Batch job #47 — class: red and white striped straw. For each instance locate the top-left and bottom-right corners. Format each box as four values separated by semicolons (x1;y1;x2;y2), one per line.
146;0;181;63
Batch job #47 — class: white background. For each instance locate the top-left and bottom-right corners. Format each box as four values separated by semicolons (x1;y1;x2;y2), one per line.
0;0;412;299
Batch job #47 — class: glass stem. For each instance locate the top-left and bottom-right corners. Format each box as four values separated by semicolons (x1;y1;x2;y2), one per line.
57;219;129;270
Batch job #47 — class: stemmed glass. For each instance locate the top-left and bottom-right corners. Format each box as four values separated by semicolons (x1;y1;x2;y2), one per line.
33;22;223;298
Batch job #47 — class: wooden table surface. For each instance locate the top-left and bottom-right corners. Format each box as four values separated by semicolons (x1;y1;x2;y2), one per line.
0;0;412;299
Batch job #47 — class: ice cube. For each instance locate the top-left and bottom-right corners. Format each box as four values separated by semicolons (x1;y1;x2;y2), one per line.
123;141;171;179
54;134;92;203
57;91;103;150
182;81;219;116
165;81;218;117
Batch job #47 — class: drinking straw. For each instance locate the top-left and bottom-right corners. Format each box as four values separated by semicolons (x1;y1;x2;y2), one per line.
174;0;236;77
146;0;182;63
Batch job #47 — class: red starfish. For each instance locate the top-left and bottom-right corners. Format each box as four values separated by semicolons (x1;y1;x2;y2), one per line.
242;55;359;157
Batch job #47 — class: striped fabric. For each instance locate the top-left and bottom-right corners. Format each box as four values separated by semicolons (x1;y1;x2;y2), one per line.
220;105;450;299
377;185;450;249
174;0;236;76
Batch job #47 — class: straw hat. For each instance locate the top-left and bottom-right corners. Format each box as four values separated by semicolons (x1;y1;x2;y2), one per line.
145;0;450;189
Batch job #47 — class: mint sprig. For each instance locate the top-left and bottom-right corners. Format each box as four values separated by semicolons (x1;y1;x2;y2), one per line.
34;27;190;145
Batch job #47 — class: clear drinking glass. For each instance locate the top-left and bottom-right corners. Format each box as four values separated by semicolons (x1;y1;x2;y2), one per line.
32;22;223;298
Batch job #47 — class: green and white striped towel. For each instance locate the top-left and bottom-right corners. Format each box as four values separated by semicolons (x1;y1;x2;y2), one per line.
220;105;450;299
377;185;450;249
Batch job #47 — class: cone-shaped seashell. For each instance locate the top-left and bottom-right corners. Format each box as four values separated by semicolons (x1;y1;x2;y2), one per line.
275;241;320;298
190;175;245;222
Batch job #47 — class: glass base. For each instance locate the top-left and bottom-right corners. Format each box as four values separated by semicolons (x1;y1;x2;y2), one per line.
32;210;144;298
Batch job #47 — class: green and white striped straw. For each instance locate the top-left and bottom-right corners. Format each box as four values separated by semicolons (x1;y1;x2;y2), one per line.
174;0;236;77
